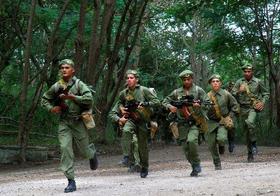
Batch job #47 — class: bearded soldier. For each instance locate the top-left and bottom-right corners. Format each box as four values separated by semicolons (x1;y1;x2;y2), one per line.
232;64;269;162
207;74;239;170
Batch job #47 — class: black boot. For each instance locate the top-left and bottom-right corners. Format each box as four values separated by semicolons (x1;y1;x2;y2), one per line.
90;153;98;170
140;168;148;178
118;156;129;167
190;164;201;177
228;140;235;153
64;179;76;193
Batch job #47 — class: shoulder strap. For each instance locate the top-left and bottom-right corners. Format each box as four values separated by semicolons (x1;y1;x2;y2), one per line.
208;91;222;119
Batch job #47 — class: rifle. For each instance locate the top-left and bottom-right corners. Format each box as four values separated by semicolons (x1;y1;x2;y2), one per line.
54;84;75;112
122;99;150;122
169;95;212;132
170;95;213;108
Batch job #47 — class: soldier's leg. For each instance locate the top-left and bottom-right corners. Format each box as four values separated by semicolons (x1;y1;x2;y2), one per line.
72;121;95;159
246;109;257;154
137;124;149;178
206;128;220;169
186;126;201;176
227;127;235;153
217;126;228;155
121;120;135;166
58;122;75;180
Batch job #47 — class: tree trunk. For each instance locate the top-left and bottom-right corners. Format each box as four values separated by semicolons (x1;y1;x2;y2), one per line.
74;0;88;77
18;0;36;163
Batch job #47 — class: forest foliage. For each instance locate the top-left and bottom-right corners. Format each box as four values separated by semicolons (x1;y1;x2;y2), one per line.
0;0;280;161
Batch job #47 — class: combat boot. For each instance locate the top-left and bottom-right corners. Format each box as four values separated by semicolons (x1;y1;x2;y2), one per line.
118;156;129;167
252;141;258;155
64;179;76;193
89;153;98;170
190;164;201;177
140;168;148;178
247;153;254;163
228;141;235;153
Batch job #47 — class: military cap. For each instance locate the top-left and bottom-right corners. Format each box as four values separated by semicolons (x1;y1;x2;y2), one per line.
59;59;75;67
208;74;222;83
126;69;139;78
179;70;193;79
241;64;253;70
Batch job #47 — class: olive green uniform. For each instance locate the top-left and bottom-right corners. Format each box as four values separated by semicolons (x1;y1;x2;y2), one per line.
41;76;96;180
162;85;208;169
114;85;160;170
109;101;140;167
207;89;239;167
232;76;269;154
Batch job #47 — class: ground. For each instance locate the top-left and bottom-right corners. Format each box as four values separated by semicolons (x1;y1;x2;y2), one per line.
1;143;280;196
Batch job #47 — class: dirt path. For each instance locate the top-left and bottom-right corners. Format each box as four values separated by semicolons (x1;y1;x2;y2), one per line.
1;144;280;196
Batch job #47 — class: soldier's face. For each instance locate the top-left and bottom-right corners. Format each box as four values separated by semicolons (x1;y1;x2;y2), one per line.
243;69;253;80
182;77;193;88
126;74;138;88
60;64;75;79
211;79;221;91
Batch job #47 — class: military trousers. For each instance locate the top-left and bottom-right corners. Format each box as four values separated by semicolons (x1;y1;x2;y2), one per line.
178;123;200;167
58;119;96;180
122;120;148;169
239;108;257;153
206;124;227;166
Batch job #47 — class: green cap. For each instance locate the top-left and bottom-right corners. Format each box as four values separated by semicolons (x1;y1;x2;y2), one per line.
59;59;74;67
241;64;253;70
179;70;193;79
126;69;139;78
208;74;222;83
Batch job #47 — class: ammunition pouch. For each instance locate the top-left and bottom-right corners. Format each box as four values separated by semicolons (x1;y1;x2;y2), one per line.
219;116;234;129
81;111;96;130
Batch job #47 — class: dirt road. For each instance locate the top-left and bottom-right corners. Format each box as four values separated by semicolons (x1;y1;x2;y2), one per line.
1;144;280;196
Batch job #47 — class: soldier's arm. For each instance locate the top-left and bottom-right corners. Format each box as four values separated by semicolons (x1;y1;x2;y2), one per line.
259;81;269;104
231;80;241;97
109;100;121;123
41;84;57;112
74;81;93;105
162;90;177;110
227;91;240;117
142;87;160;107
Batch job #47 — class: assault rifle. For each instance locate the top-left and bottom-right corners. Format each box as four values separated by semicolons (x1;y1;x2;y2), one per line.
122;99;150;122
54;85;75;112
170;95;213;108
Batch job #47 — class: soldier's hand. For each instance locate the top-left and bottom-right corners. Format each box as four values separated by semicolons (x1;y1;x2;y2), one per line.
120;106;129;116
50;106;62;114
255;102;264;111
59;93;76;100
239;84;246;92
118;116;128;126
169;105;177;113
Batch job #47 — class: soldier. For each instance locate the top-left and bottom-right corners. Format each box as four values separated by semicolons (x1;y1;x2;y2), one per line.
232;64;269;162
112;70;160;178
226;81;236;153
109;100;141;172
162;70;209;177
41;59;98;193
207;74;239;170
